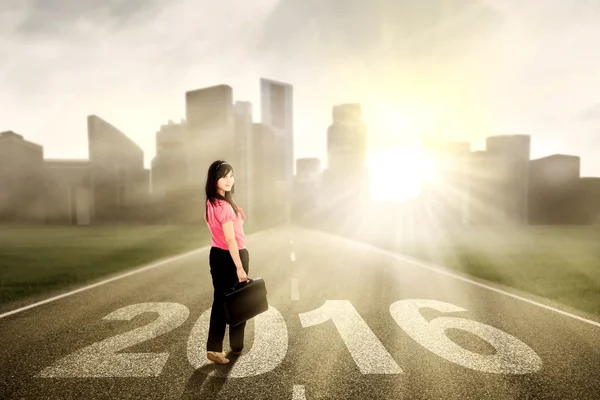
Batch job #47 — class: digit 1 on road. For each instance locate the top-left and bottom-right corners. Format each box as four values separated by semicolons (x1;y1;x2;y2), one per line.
299;300;403;374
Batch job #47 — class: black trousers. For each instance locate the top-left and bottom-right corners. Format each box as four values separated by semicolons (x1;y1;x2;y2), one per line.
206;246;250;353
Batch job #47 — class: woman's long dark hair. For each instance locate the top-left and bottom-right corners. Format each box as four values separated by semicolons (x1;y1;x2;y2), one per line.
205;160;238;221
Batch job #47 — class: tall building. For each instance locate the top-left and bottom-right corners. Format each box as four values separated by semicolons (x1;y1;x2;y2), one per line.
296;158;322;179
185;85;235;222
251;123;284;226
324;103;369;204
0;131;46;222
467;150;506;225
149;120;189;222
44;160;93;225
529;154;581;224
293;158;322;222
233;101;254;216
327;104;367;170
420;137;470;225
151;120;188;198
576;177;600;224
88;115;146;222
186;85;235;191
484;135;531;225
260;78;294;223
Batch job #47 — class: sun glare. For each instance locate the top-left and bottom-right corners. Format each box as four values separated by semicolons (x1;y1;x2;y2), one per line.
367;149;433;202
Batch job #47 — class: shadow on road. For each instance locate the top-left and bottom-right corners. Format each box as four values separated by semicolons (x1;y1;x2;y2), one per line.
179;352;242;398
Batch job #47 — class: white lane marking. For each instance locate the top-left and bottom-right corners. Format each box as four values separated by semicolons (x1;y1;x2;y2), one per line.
299;300;403;374
38;302;190;378
292;385;306;399
0;247;208;320
290;251;296;262
317;230;600;329
291;278;300;301
187;306;288;377
390;299;542;374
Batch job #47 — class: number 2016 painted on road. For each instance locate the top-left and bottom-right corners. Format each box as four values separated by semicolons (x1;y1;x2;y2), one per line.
37;299;542;379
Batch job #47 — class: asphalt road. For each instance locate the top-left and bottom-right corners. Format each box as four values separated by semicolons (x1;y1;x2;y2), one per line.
1;226;599;400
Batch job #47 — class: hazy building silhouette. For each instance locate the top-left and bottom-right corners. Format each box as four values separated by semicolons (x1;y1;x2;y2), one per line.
233;101;254;219
88;115;147;222
484;135;531;225
293;157;322;221
251;123;284;226
0;131;46;222
529;154;581;224
260;78;294;222
150;120;189;221
420;137;470;225
186;85;235;190
323;103;369;206
151;120;188;197
44;160;93;225
184;85;236;222
576;177;600;224
296;158;321;180
467;150;500;225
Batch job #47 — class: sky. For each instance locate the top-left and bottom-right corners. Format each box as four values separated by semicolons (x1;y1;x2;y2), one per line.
2;0;600;178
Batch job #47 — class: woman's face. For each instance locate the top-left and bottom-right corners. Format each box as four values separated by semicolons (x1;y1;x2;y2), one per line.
217;170;234;193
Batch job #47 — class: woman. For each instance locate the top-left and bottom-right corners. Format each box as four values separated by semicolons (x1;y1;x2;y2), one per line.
204;160;249;365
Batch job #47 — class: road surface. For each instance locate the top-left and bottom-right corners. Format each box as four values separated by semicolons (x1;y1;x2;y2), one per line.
1;226;599;399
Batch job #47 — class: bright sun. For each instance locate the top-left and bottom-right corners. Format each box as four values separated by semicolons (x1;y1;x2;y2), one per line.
367;149;434;202
364;105;436;202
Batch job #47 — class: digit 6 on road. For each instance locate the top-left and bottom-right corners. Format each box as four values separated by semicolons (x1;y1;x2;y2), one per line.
38;299;542;378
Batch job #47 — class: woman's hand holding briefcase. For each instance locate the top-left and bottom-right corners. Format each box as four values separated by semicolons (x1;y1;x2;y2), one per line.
223;277;269;327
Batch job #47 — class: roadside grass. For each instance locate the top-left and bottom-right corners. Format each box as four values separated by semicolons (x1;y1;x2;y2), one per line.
0;225;211;306
328;221;600;317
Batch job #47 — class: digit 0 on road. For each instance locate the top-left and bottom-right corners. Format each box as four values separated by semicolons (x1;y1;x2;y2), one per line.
38;299;542;378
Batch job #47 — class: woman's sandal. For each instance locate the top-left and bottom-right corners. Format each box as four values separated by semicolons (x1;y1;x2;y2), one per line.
207;351;230;364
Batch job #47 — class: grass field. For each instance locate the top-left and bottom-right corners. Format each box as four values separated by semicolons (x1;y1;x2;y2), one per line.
352;224;600;317
0;225;212;307
2;223;599;318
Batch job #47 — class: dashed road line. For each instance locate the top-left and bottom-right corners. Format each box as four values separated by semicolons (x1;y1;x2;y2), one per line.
292;385;306;399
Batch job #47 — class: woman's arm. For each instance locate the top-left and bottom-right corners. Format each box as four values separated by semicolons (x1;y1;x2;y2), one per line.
222;221;248;281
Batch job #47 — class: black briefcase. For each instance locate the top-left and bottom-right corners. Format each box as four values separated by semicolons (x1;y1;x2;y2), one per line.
223;277;269;327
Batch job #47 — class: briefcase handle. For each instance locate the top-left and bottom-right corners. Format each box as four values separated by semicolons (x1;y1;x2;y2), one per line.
231;278;253;291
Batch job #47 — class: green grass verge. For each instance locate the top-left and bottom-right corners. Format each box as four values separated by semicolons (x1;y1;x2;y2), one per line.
330;223;600;317
0;225;212;306
2;223;599;318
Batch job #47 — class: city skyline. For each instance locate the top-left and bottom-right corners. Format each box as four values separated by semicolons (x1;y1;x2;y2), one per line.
2;0;600;180
3;91;598;204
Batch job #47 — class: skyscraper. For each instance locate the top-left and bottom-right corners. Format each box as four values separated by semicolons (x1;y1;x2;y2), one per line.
151;120;188;198
293;158;322;222
185;85;235;192
0;131;46;222
576;177;600;224
420;137;470;225
529;154;581;224
44;159;92;225
260;78;293;223
485;135;531;225
251;122;283;226
233;101;254;216
88;115;145;222
467;150;502;225
324;103;369;203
